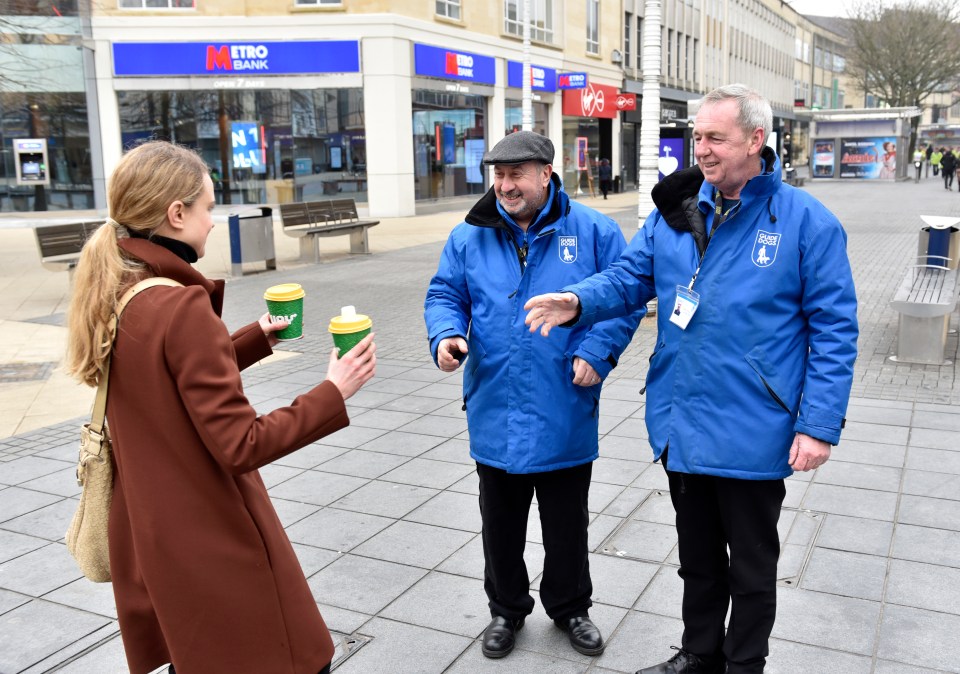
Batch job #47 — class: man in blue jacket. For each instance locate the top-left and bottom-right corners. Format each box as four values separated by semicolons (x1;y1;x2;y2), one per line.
524;85;858;674
424;131;642;660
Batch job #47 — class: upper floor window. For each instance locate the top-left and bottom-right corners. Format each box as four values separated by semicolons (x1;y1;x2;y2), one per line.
292;0;341;6
436;0;461;20
586;0;599;55
119;0;196;7
504;0;554;44
624;12;632;69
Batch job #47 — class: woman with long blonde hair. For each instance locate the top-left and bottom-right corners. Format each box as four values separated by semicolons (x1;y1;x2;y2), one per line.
66;140;376;674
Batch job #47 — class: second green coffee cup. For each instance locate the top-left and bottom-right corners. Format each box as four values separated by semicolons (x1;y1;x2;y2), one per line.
328;305;372;358
264;283;305;341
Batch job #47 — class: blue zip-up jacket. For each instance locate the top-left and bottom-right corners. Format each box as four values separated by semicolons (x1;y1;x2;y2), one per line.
567;148;858;479
424;174;643;474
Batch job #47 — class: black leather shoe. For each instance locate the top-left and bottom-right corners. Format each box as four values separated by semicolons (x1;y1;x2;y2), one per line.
635;647;726;673
481;615;523;658
554;615;605;655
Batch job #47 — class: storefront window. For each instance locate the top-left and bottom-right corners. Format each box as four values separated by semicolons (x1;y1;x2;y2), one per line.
504;99;548;136
561;118;600;196
117;88;366;205
1;93;91;211
412;90;486;201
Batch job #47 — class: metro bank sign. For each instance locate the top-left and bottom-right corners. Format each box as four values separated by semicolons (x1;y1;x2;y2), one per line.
112;40;360;77
414;43;495;84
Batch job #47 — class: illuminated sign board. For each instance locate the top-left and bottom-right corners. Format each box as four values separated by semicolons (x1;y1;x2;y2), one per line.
557;72;588;89
507;61;557;92
413;43;495;84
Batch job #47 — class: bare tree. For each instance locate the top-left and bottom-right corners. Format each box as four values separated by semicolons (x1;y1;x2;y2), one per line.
844;0;960;156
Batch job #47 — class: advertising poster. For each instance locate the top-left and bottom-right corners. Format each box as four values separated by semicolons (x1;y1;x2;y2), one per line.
813;140;835;177
231;122;266;174
576;137;588;171
464;138;486;184
839;137;896;179
659;139;683;180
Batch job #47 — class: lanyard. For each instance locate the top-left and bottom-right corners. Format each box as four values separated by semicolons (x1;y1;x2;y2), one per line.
689;191;739;291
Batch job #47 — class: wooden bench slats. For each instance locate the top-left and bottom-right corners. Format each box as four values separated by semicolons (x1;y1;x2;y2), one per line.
890;264;958;318
279;198;379;260
34;220;105;272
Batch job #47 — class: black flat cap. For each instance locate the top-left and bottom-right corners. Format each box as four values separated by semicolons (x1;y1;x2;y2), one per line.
482;130;555;166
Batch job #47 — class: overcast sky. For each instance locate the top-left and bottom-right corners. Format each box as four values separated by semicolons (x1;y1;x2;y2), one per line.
786;0;856;18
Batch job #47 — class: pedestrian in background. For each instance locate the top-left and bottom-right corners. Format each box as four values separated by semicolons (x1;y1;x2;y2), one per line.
913;147;925;183
424;131;642;661
931;147;942;176
524;84;858;674
598;158;613;199
925;143;933;177
65;140;377;674
941;148;957;190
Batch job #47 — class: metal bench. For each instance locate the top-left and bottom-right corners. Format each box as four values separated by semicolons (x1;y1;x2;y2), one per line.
280;199;379;262
33;220;105;278
889;256;960;365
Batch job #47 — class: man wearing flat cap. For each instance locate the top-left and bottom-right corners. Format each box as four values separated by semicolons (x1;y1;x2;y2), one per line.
425;131;643;659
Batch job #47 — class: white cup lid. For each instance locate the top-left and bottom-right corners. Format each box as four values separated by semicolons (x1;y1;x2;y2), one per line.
340;305;357;318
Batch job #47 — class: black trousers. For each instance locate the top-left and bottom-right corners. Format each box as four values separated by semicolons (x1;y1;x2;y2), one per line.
477;462;593;622
663;462;785;674
944;168;955;189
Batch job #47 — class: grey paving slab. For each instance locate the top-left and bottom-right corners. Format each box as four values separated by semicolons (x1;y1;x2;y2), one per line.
332;617;472;674
589;514;624;552
898;494;960;531
291;543;340;578
266;469;367;507
379;456;475;489
602;486;651;518
43;576;118;619
891;524;960;568
814;460;903;492
0;455;71;486
816;514;895;556
448;470;481;495
269;497;321;528
397;414;470;438
765;638;872;673
606;417;648;440
878;604;960;672
845;402;914;426
592;456;646;486
270;441;350;470
0;599;113;674
339;388;403;409
902;469;960;501
597;399;643;418
53;633;128;674
801;483;898;521
631;464;668;491
909;409;960;432
353;520;474;569
18;466;82;498
0;486;60;523
404;490;482;533
314;448;411;479
1;498;77;541
379;570;487;637
586;553;658;609
909;427;960;451
0;543;81;596
506;601;628;666
832;439;907;468
906;446;960;475
772;587;880;655
418;438;472;466
446;642;593;673
587;481;626;515
0;587;30;615
0;529;49;564
256;461;303;488
379;393;451;415
599;434;646;461
348;408;423;431
885;558;960;615
331;479;439;518
285;507;394;553
873;660;952;674
315;424;389;449
631;490;675;525
599;610;683;673
799;547;887;601
782;476;809;509
632;565;682;619
362;377;428;395
314;602;371;636
603;518;677;563
842;420;911;446
410;381;464;400
307;553;427;615
358;430;445;457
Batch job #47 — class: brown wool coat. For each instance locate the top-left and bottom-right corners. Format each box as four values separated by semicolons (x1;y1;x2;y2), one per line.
107;238;346;674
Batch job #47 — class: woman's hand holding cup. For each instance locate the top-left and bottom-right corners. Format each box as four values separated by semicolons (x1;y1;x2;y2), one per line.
326;333;377;400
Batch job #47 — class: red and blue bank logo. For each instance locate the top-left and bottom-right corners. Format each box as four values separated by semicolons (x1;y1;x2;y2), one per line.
206;44;270;72
414;43;495;84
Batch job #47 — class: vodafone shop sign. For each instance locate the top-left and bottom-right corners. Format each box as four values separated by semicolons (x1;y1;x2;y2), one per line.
561;82;621;119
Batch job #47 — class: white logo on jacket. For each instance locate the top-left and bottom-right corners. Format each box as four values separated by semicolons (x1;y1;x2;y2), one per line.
559;236;577;263
752;230;780;268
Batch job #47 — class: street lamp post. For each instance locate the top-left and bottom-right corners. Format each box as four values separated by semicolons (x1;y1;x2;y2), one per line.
521;0;533;131
637;0;662;223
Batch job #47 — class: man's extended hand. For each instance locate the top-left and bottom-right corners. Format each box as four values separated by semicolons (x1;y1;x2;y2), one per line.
437;336;468;373
788;433;831;472
523;292;580;337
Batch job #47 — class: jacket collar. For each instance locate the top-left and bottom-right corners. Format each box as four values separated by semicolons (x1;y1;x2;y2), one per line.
118;237;225;316
696;146;781;214
464;172;569;233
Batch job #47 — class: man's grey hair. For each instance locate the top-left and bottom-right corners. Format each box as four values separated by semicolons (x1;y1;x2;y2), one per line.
702;84;772;143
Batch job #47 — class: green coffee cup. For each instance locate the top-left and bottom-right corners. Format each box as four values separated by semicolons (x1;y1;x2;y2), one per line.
328;305;372;358
264;283;305;341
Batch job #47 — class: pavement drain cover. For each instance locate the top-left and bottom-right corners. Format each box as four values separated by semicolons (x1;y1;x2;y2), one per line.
597;491;825;590
0;361;57;383
331;631;372;670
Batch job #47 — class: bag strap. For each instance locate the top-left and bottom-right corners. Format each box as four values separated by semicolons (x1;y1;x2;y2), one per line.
88;277;184;436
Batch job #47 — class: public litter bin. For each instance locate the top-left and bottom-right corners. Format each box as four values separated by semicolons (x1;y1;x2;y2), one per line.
917;215;960;270
228;207;277;277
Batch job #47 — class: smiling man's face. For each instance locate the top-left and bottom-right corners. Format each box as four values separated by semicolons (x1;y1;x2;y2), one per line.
693;99;764;199
493;161;552;230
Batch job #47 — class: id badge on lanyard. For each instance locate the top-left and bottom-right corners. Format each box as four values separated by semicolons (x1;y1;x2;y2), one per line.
669;284;700;330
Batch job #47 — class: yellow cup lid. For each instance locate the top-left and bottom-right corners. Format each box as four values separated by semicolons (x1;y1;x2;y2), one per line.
328;305;372;333
264;283;305;301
